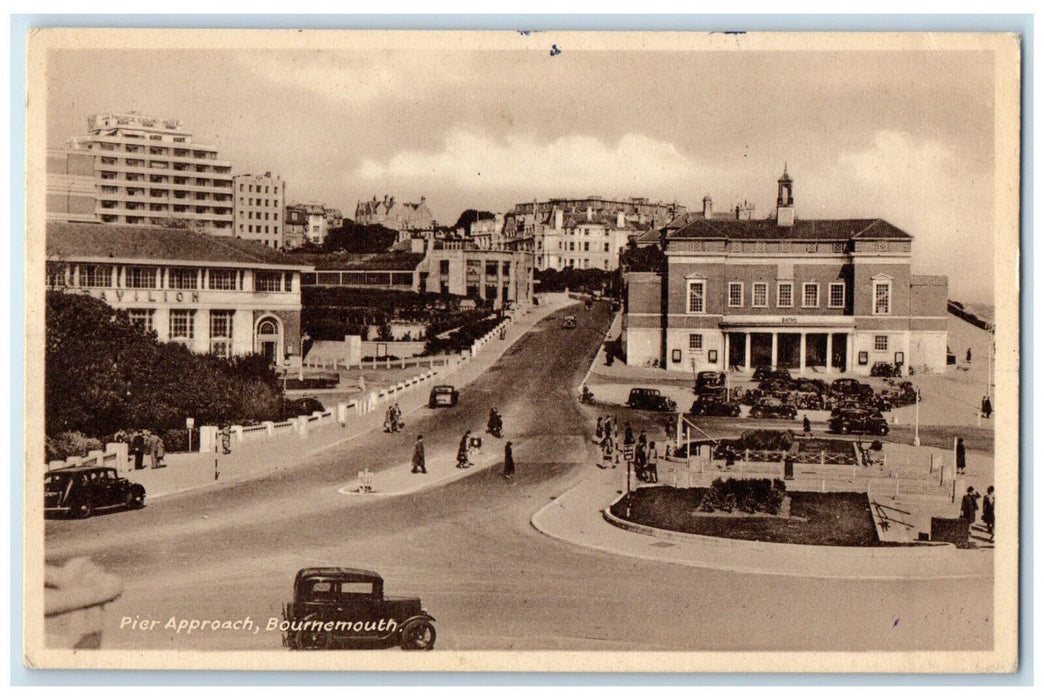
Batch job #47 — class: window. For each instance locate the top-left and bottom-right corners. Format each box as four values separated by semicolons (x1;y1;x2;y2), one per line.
874;335;889;351
752;283;768;307
81;265;112;288
168;268;198;289
125;266;156;289
46;263;66;288
873;281;891;315
688;333;703;352
777;282;793;308
829;282;845;308
255;272;283;292
127;309;154;331
208;269;237;290
728;282;743;307
604;242;609;252
802;283;819;308
169;310;195;341
209;310;234;357
686;280;705;314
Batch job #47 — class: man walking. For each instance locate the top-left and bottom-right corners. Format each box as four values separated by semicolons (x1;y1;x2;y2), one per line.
457;431;473;469
982;486;995;542
411;435;427;474
956;436;967;475
131;431;146;470
981;395;993;419
960;486;981;524
803;414;812;436
502;441;515;480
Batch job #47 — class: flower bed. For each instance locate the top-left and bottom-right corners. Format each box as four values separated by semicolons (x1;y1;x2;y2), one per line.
792;438;858;465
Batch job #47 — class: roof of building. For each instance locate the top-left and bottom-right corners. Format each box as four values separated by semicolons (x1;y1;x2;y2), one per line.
46;221;312;269
295;252;425;271
667;218;912;242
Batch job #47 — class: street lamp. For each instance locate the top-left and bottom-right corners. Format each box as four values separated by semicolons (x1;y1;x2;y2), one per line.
913;388;921;447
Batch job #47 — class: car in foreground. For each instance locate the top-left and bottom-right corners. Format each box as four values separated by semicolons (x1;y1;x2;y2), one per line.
44;466;146;518
748;396;798;420
626;387;677;412
689;394;741;417
829;409;890;436
428;385;459;408
562;315;578;329
281;567;436;651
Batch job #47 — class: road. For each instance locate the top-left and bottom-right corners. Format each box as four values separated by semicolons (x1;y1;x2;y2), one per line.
45;303;993;652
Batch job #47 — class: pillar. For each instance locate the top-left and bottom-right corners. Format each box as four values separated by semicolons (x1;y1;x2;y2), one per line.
723;333;730;371
770;333;778;370
744;332;751;371
826;334;834;373
799;333;806;373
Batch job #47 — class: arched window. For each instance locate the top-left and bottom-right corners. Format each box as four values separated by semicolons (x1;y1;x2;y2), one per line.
258;319;278;335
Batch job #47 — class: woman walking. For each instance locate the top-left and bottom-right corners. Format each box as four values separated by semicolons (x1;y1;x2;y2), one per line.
502;441;515;480
982;486;995;541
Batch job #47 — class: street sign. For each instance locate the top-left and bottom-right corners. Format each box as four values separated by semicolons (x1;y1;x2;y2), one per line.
186;417;195;429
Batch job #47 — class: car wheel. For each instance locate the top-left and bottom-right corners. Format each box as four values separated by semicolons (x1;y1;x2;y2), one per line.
296;630;331;650
73;500;93;519
878;425;889;436
125;489;145;510
841;425;850;435
400;619;436;651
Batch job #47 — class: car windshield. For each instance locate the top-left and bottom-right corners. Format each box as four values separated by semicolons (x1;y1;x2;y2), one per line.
44;473;70;488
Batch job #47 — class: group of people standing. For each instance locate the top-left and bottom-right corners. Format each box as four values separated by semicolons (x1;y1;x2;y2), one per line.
960;484;996;543
116;429;165;470
385;403;404;433
410;407;514;480
594;416;659;483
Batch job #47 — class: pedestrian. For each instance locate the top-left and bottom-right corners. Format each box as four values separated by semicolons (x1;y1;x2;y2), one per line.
457;431;472;469
147;431;164;469
220;425;232;455
595;417;604;442
385;406;395;433
604;415;614;439
411;435;427;474
966;347;972;363
981;395;993;419
623;422;635;447
635;441;648;481
637;430;647;449
600;433;615;469
392;403;403;431
982;486;995;541
802;414;812;436
647;441;659;483
960;486;981;523
956;437;967;475
131;431;146;470
502;441;515;479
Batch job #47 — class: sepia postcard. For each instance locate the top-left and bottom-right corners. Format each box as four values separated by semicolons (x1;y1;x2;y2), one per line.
23;28;1021;673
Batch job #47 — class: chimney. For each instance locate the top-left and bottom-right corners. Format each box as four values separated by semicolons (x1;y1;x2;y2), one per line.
616;211;625;228
554;208;563;230
703;196;713;218
586;206;592;221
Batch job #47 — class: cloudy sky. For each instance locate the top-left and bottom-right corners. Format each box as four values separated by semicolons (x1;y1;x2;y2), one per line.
44;36;999;301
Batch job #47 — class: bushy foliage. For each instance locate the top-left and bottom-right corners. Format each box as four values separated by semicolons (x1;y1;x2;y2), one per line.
322;222;399;253
619;242;666;273
452;209;495;233
423;316;502;355
698;478;787;515
45;292;284;443
45;431;104;463
302;287;468;341
535;267;621;295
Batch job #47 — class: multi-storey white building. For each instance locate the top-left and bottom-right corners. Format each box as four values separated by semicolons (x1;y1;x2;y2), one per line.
49;112;234;234
234;172;286;248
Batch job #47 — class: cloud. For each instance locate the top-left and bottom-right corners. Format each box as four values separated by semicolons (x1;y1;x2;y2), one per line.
353;129;707;199
838;130;958;188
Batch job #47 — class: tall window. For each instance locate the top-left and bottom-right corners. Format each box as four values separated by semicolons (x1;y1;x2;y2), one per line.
874;335;889;351
209;310;234;358
169;310;195;341
687;280;705;314
168;268;198;289
752;283;768;307
127;309;154;332
255;271;283;292
874;281;892;315
802;283;819;308
81;265;112;288
728;282;743;307
46;263;66;288
209;269;238;291
125;267;156;289
777;282;793;308
829;282;845;308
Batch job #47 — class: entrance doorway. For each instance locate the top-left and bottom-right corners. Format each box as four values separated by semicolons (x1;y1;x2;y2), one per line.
831;333;848;372
255;317;282;364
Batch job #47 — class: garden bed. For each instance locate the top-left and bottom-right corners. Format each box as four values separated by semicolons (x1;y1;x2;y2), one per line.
610;486;883;546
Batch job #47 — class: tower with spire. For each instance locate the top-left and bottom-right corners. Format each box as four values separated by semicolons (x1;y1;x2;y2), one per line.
776;164;795;227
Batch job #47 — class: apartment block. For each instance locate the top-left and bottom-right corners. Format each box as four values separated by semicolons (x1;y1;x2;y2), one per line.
234;172;286;248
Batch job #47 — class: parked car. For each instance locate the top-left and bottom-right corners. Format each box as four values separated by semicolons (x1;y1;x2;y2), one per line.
829;409;890;436
562;315;578;329
748;396;798;420
831;378;875;399
626;387;678;412
689;394;741;417
281;567;436;651
870;361;902;378
751;365;774;381
44;466;146;519
694;371;726;394
428;385;459;408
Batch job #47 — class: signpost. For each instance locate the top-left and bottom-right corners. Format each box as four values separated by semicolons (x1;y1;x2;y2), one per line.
186;417;195;453
913;389;921;447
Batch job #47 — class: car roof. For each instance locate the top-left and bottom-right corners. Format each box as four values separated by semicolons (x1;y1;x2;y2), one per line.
295;567;383;582
432;385;455;391
46;465;115;474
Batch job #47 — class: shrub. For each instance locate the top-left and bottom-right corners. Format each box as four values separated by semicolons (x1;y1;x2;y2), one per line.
698;477;787;515
157;427;201;454
45;431;104;463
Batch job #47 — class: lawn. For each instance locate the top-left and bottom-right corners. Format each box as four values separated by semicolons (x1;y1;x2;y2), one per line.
611;486;882;547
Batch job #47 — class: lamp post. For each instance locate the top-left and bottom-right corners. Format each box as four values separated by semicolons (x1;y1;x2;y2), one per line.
913;389;921;447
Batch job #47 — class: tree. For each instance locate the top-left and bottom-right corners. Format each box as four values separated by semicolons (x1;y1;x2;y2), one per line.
452;209;495;234
322;222;399;253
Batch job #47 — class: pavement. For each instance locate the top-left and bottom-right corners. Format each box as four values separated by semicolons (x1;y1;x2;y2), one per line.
119;293;579;501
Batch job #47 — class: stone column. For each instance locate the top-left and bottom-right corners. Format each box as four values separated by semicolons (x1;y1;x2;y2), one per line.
770;333;778;370
826;333;834;373
744;332;751;371
799;333;807;373
723;333;730;371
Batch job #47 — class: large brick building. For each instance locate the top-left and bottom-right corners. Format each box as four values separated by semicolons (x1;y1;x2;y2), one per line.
624;168;949;376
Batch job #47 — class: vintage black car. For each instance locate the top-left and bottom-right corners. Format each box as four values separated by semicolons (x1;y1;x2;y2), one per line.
870;361;902;378
689;394;741;417
428;385;459;408
626;387;677;412
282;567;436;651
748;396;798;420
44;466;146;518
694;371;726;394
753;366;792;381
829;409;890;436
562;315;578;329
831;378;875;400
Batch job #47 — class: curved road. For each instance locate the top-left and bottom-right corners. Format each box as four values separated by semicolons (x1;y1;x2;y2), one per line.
45;303;992;652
